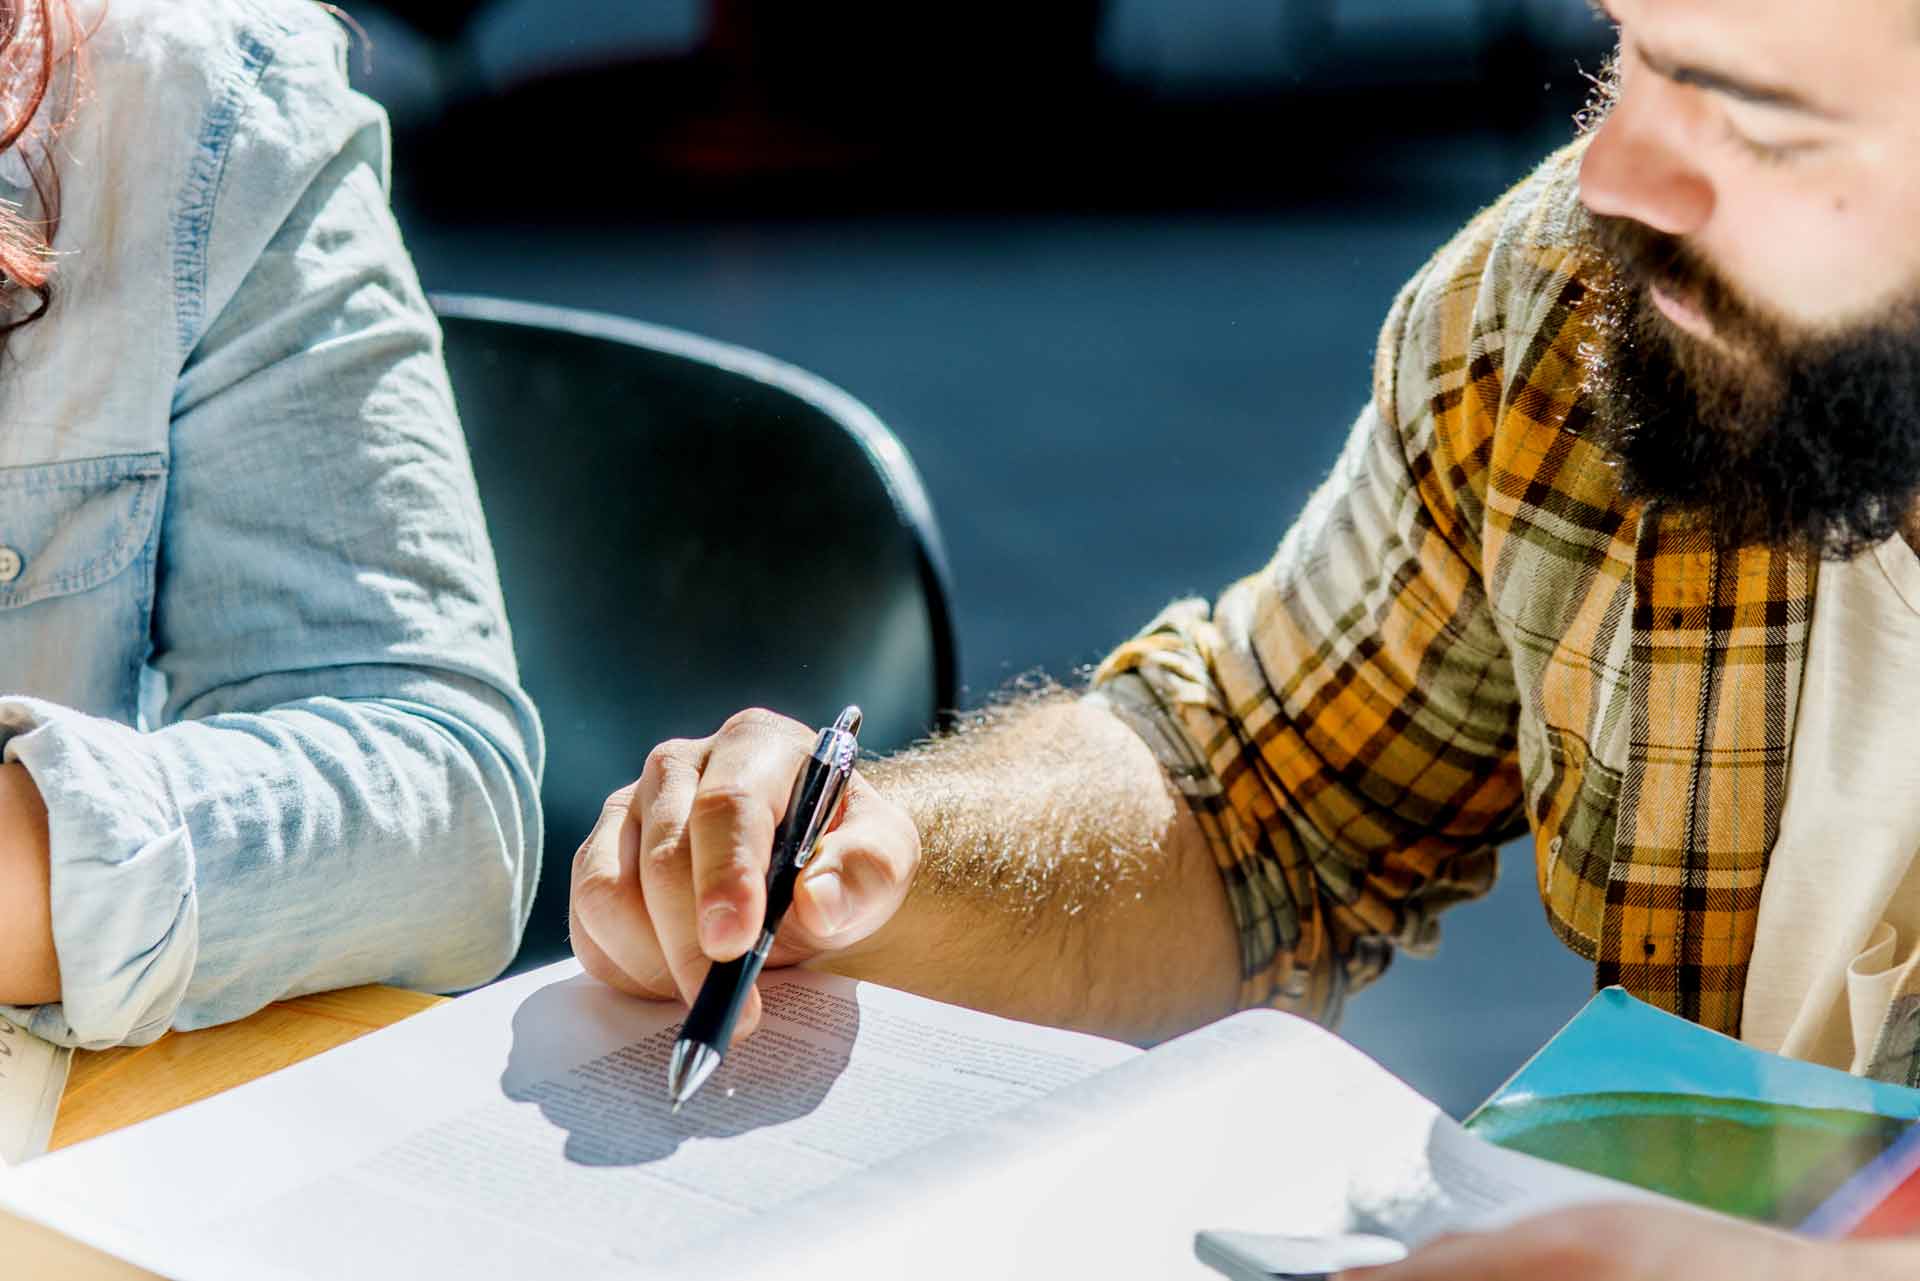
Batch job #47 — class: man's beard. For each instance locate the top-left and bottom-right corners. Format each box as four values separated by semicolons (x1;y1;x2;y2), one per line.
1581;213;1920;560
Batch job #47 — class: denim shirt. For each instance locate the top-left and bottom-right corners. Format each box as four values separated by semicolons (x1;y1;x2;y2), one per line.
0;0;543;1048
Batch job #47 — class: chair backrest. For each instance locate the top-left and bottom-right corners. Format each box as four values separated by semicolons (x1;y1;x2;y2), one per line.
434;295;959;971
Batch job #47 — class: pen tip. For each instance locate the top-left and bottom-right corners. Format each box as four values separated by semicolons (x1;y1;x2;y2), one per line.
671;1099;682;1116
666;1040;721;1112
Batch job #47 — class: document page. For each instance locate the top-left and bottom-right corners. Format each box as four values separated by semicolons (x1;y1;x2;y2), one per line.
687;1007;1674;1281
0;1014;68;1166
0;961;1136;1281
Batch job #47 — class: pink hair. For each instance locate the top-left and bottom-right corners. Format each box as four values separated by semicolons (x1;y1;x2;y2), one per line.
0;0;84;333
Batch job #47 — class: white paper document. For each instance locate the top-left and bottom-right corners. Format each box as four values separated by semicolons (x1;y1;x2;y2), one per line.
0;1015;68;1166
0;961;1665;1281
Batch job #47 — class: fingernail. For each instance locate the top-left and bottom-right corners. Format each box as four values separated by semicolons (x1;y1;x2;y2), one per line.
700;902;740;954
805;871;849;936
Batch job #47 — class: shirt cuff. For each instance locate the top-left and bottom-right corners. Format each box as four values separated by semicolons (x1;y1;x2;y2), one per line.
1086;598;1235;814
0;698;199;1049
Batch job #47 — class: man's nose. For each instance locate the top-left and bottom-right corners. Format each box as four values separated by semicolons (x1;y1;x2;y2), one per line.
1579;99;1715;238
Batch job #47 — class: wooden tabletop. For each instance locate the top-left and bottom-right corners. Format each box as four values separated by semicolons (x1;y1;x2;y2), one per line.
3;984;446;1278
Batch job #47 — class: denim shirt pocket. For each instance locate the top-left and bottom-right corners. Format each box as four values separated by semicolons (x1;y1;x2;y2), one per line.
0;453;168;720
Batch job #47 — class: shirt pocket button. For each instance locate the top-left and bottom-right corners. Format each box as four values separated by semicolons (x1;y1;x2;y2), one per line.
0;545;21;583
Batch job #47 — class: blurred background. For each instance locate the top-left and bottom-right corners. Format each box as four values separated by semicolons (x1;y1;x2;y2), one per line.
355;0;1616;1117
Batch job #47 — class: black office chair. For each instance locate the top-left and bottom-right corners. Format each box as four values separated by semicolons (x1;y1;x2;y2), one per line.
433;295;959;971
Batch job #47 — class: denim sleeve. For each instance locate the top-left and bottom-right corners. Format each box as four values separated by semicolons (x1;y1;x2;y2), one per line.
0;15;543;1048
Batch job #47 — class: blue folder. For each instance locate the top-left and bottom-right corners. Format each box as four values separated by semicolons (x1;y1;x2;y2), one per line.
1462;987;1920;1224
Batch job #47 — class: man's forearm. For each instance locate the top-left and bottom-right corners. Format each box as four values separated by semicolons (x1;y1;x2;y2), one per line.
819;693;1242;1045
0;762;58;1006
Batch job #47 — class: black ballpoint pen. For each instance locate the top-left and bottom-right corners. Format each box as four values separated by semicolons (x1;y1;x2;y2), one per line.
667;705;863;1111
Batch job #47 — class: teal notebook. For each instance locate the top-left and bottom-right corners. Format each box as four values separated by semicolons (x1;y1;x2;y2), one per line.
1464;987;1920;1224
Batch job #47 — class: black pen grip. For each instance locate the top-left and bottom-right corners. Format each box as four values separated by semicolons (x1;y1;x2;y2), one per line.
681;946;768;1055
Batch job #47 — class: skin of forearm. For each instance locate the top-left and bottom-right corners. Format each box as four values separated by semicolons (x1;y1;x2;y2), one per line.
0;762;58;1005
817;691;1242;1045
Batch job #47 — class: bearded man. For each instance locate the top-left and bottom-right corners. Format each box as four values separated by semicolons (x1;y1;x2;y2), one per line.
570;1;1920;1274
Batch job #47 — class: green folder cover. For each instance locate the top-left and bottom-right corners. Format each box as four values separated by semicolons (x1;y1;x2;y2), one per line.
1463;987;1920;1224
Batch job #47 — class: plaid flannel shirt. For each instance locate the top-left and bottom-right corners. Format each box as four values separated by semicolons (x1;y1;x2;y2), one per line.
1091;142;1818;1042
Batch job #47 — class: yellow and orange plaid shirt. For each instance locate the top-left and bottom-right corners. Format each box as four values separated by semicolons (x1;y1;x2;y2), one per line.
1091;142;1819;1044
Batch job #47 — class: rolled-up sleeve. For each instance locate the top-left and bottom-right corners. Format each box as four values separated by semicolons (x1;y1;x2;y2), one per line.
0;13;542;1048
1089;204;1528;1026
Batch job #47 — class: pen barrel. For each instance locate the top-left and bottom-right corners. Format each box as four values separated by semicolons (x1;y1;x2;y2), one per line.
680;741;846;1058
762;737;846;926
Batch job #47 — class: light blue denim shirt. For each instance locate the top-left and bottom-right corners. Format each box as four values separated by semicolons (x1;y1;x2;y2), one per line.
0;0;543;1048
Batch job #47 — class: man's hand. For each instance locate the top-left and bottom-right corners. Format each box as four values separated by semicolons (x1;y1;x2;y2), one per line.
568;709;921;1043
573;694;1238;1045
1339;1203;1917;1281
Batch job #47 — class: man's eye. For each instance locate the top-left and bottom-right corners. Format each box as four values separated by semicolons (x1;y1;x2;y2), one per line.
1722;121;1821;166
